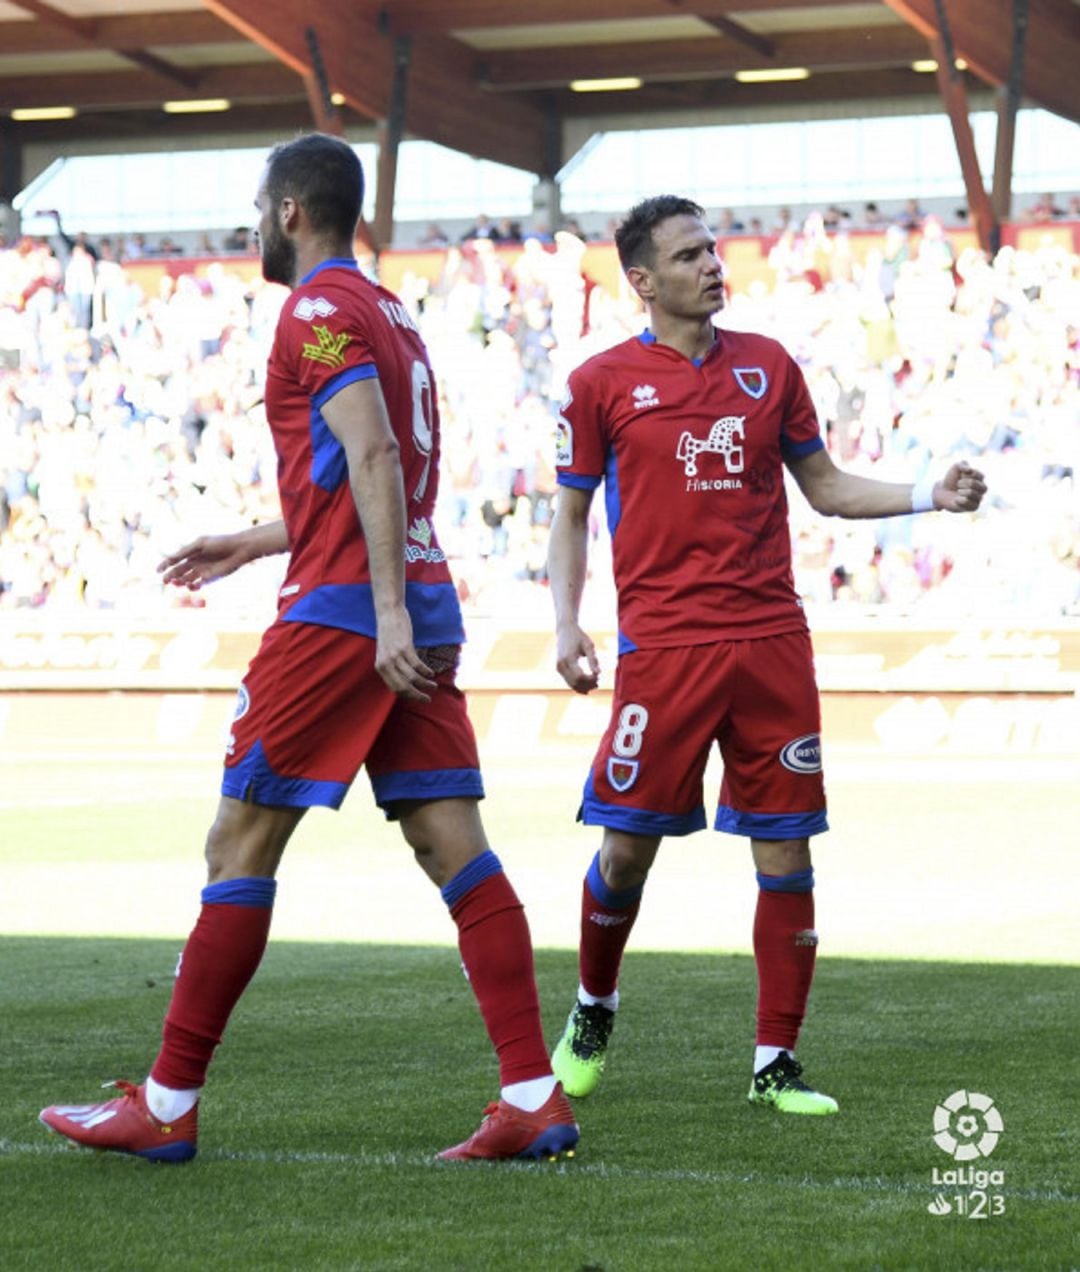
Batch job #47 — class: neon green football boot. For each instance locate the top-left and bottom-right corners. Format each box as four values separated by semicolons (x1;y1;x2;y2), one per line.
550;1001;615;1098
748;1053;839;1115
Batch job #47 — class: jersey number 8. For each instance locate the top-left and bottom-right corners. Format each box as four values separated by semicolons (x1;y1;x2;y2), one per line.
613;703;649;758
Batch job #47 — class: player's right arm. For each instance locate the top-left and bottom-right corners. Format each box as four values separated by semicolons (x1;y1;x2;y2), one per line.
548;484;601;694
158;520;289;590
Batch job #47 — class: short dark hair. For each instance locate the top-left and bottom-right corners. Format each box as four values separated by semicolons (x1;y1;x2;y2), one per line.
265;133;363;239
615;195;705;270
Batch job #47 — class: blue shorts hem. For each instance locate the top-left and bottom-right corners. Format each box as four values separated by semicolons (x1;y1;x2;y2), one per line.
222;742;349;810
372;768;485;818
580;795;707;838
714;805;829;839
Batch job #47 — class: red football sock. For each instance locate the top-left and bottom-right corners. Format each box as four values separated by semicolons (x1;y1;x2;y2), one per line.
150;879;275;1091
450;871;550;1086
753;886;818;1050
578;855;642;998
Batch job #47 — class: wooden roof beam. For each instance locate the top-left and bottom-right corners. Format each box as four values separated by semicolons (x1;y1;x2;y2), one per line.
0;11;243;55
6;0;96;42
696;13;776;59
113;48;201;91
7;0;202;89
205;0;551;172
930;30;996;254
204;0;401;134
884;0;1080;124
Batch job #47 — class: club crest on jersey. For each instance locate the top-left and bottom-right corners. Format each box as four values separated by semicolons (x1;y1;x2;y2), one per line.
733;367;768;400
778;733;822;774
632;384;659;409
607;757;639;792
301;325;350;368
292;296;337;321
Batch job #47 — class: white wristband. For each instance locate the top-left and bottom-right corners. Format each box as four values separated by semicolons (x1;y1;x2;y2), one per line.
911;472;937;513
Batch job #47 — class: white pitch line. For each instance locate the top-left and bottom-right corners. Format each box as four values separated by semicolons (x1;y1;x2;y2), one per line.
1;1138;1074;1204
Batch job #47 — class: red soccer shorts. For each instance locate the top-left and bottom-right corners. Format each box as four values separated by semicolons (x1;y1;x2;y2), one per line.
581;630;828;841
221;619;483;813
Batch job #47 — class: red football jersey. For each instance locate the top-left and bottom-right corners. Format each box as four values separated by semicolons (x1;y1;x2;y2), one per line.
264;258;462;644
556;328;824;650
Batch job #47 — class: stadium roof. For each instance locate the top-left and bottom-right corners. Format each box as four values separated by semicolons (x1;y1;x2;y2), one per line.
2;0;1078;245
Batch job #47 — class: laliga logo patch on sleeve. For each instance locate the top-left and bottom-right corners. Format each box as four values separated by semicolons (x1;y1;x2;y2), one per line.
555;386;574;465
555;417;573;466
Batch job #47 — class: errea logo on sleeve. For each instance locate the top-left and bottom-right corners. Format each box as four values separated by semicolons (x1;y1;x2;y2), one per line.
292;296;337;321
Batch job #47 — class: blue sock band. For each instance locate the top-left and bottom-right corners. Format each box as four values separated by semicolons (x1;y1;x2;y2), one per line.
201;877;278;908
756;868;815;894
441;849;503;909
586;850;644;909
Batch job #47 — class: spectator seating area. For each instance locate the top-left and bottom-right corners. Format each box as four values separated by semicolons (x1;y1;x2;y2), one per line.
1;213;1078;622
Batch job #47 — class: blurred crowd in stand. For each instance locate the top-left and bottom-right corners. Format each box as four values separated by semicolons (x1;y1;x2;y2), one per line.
1;204;1078;623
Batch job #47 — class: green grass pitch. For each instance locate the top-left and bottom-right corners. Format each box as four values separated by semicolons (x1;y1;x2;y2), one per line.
1;938;1077;1270
1;732;1078;1268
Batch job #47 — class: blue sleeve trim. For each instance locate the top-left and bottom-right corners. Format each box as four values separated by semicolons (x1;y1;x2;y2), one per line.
371;767;485;816
756;867;816;893
715;805;828;839
586;850;643;909
580;774;706;838
557;472;601;491
201;876;278;908
440;849;503;908
312;362;378;410
781;435;825;461
222;740;349;810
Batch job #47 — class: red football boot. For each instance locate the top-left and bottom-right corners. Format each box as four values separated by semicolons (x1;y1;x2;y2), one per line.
40;1081;198;1164
438;1083;579;1161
